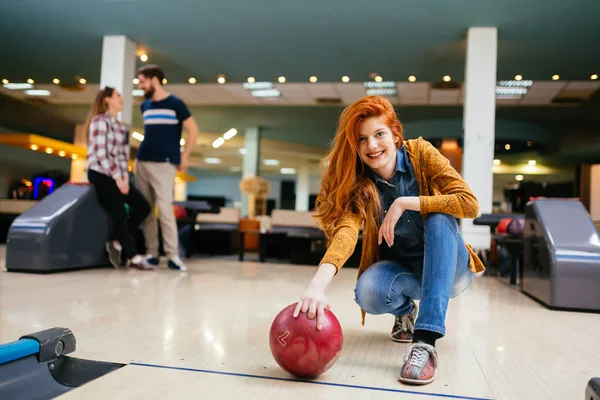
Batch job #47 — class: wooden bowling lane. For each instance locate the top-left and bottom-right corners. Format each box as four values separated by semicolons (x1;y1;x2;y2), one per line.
2;246;600;399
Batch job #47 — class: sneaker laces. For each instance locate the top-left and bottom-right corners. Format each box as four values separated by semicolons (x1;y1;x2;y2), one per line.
405;343;438;368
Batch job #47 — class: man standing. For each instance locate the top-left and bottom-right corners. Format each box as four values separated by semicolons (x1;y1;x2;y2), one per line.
135;64;200;271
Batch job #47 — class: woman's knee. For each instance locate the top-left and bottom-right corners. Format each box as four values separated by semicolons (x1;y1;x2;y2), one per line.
354;262;397;314
424;213;459;234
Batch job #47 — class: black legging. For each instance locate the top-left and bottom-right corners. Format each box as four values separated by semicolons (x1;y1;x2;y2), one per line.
88;169;151;260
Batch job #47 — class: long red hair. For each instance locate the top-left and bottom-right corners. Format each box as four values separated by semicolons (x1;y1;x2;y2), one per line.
314;96;404;241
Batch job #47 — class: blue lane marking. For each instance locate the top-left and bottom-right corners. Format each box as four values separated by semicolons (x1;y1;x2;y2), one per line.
130;362;494;400
0;339;40;365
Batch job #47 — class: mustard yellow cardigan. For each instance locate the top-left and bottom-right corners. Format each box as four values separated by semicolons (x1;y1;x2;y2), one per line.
318;137;485;324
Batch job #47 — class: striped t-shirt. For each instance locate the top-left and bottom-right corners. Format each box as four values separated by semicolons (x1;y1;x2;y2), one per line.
137;94;191;165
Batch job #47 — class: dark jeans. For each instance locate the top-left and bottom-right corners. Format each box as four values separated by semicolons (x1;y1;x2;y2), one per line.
88;169;151;260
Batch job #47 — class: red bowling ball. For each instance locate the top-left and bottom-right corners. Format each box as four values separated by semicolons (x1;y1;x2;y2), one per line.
269;303;343;379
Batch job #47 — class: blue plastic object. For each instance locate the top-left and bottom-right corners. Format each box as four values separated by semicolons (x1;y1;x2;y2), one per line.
0;339;40;365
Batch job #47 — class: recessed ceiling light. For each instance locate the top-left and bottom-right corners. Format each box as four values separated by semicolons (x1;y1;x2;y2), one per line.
443;75;451;82
250;89;280;98
79;78;87;84
528;160;537;166
341;76;350;83
3;83;33;90
25;89;51;96
223;128;238;140
281;168;296;175
58;151;66;157
515;75;523;81
247;77;256;83
212;137;225;148
52;78;60;84
243;82;273;90
217;74;226;84
493;159;501;166
162;78;168;84
180;138;185;146
278;76;286;83
374;75;383;83
591;74;599;80
30;144;38;150
188;77;197;84
140;54;148;62
552;75;560;81
515;174;524;181
71;154;78;160
204;157;222;164
45;148;53;154
27;78;34;84
505;144;511;150
2;79;8;84
309;76;318;83
133;78;139;85
263;159;280;166
408;76;416;82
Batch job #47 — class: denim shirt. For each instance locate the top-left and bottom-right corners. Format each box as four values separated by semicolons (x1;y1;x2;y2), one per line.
371;146;425;260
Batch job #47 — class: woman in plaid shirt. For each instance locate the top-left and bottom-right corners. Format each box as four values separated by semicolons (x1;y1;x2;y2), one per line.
86;87;153;270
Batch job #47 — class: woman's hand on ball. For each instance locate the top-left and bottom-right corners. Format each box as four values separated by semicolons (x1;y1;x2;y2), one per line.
293;287;332;330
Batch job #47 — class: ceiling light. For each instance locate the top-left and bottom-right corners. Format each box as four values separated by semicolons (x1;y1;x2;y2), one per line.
52;78;60;84
45;148;53;154
527;141;532;147
374;75;383;83
188;77;196;84
341;76;350;83
238;148;247;155
243;82;273;90
24;89;51;96
528;160;537;166
281;168;296;175
133;78;139;84
212;137;225;148
30;144;38;150
3;83;33;90
278;76;286;83
71;154;78;160
496;87;528;98
250;89;280;98
180;138;185;146
443;75;451;82
247;77;256;83
309;76;318;83
364;81;395;88
204;158;222;164
493;159;501;166
132;89;144;97
217;74;226;84
223;128;238;140
162;78;168;84
132;131;145;141
515;175;524;181
408;76;416;82
27;79;34;84
140;54;148;62
263;159;280;166
79;78;87;84
1;79;8;84
515;75;523;81
498;80;533;88
505;144;511;150
591;74;599;80
58;151;66;157
552;75;560;81
366;88;397;96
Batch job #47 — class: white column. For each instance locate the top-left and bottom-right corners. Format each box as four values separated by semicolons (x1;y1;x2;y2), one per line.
100;35;136;126
295;165;310;212
461;27;498;250
241;127;260;216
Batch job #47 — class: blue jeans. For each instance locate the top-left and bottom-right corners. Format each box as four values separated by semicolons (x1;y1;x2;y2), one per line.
354;213;473;336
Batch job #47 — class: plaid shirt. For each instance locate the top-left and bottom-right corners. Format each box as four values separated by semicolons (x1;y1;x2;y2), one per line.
87;112;129;179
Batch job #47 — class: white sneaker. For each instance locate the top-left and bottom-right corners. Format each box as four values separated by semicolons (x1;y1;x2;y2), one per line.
167;256;187;271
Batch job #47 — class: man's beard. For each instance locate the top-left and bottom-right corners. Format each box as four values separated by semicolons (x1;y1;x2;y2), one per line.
144;87;155;99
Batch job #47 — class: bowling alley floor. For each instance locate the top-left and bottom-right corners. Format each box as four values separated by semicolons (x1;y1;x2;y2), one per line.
1;245;599;400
